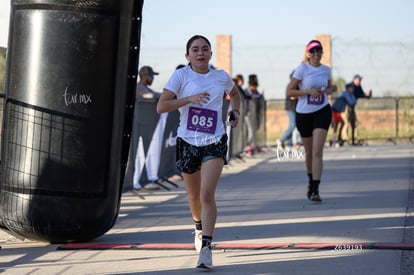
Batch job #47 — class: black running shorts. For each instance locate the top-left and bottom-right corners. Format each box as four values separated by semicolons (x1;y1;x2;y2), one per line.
296;104;332;138
176;134;228;174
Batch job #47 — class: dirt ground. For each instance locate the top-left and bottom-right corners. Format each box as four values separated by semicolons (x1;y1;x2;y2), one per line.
266;109;414;142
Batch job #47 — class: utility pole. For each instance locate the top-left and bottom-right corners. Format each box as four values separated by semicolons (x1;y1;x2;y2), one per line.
215;34;232;75
316;34;331;67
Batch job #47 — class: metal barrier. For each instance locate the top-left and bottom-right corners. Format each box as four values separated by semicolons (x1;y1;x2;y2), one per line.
266;96;414;143
122;96;267;191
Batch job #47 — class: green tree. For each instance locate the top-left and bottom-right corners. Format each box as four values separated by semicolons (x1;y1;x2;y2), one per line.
331;77;346;98
401;97;414;137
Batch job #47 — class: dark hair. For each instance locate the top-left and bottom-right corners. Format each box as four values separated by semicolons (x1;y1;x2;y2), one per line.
248;74;258;86
345;83;354;90
186;35;211;54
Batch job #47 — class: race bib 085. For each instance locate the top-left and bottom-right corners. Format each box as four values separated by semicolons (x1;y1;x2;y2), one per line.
187;107;218;134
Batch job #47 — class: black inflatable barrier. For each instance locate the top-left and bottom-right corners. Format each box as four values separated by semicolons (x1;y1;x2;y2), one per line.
0;0;143;243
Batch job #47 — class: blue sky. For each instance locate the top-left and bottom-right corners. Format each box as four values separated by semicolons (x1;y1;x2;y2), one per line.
140;0;413;47
1;0;414;98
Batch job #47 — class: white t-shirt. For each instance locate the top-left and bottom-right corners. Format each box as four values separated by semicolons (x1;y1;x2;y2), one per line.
293;62;332;114
164;65;234;146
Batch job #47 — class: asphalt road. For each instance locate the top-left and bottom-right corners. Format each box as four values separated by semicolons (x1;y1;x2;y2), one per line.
1;142;413;274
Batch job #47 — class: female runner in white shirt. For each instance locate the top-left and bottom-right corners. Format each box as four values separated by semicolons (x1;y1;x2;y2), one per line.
286;40;337;202
157;35;240;269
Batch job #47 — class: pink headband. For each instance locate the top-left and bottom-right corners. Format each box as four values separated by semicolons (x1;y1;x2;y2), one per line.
306;42;322;52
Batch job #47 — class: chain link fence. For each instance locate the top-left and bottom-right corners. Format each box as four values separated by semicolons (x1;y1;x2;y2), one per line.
266;96;414;145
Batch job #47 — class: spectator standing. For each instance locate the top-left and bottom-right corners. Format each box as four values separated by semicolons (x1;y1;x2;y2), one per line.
246;74;263;99
277;71;300;148
156;35;240;270
234;74;254;155
330;83;356;147
234;74;252;100
245;74;265;154
352;74;372;100
286;40;337;202
344;74;372;145
136;66;161;99
278;98;297;147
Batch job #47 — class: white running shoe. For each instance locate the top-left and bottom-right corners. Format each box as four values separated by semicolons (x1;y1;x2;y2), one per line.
194;229;202;252
196;247;213;269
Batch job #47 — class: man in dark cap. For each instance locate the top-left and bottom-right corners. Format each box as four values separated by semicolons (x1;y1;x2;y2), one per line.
136;66;161;98
344;74;373;145
352;74;372;100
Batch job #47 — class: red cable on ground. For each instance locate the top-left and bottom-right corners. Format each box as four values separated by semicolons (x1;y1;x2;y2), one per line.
57;242;414;251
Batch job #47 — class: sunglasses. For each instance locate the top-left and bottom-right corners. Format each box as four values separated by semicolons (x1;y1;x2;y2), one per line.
309;48;323;54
